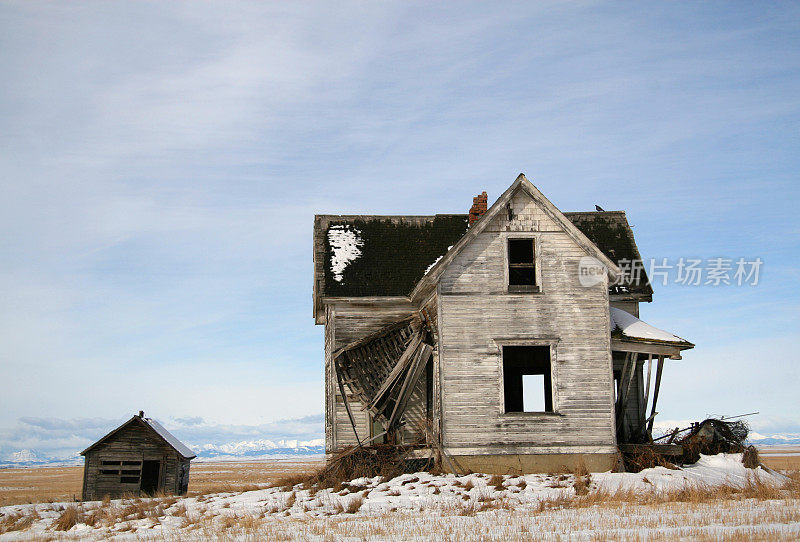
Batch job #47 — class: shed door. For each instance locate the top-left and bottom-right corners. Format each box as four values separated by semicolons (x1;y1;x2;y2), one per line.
140;460;161;495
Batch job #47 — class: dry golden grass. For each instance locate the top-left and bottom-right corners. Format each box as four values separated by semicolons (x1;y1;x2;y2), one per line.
758;446;800;470
0;458;323;506
52;505;82;531
0;465;83;506
186;459;322;496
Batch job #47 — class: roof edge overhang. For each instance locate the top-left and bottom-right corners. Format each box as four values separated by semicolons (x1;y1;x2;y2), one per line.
316;296;414;324
410;173;620;303
611;338;694;360
610;293;653;303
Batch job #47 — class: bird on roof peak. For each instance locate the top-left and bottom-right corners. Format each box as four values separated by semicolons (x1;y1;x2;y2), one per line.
595;205;605;212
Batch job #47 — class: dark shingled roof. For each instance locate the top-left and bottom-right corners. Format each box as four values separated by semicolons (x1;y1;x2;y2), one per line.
564;211;653;298
313;211;652;303
315;215;469;298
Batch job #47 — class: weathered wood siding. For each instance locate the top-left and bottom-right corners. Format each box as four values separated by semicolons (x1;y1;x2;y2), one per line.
438;189;617;455
325;300;429;451
82;423;184;501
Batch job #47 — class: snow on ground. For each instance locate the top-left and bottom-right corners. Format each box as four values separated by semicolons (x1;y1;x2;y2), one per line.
0;454;794;540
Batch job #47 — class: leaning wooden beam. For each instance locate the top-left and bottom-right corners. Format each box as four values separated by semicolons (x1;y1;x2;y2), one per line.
335;366;362;446
386;343;433;431
642;354;653;426
615;352;636;438
646;355;665;436
634;411;658;438
614;353;632;417
365;331;424;411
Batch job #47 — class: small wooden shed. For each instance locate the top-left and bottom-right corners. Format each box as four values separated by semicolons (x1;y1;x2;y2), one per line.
81;411;196;501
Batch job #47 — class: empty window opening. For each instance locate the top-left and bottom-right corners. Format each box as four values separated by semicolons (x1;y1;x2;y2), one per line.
503;346;552;412
508;239;536;286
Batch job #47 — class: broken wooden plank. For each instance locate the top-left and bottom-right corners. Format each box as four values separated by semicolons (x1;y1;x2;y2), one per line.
646;355;665;436
332;316;419;360
386;343;432;431
615;352;636;439
642;354;652;426
365;331;424;411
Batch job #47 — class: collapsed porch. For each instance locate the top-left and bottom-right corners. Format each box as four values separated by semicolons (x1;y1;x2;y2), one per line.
610;307;694;447
332;313;436;449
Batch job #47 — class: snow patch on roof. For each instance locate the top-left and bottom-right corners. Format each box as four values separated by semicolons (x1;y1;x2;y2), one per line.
144;418;196;459
610;307;691;345
423;245;453;276
327;225;363;282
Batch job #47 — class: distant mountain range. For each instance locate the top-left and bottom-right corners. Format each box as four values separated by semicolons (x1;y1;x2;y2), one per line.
192;439;325;461
748;433;800;446
0;439;325;468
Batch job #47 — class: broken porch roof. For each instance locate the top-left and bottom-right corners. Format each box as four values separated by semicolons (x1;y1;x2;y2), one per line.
313;210;652;303
610;307;693;348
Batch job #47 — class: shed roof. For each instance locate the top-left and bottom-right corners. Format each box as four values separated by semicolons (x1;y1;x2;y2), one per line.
610;307;693;348
80;415;196;459
313;209;652;309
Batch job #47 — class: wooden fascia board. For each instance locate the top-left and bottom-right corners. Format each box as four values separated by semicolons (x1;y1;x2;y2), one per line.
322;296;412;304
611;339;693;356
610;293;653;303
411;174;619;302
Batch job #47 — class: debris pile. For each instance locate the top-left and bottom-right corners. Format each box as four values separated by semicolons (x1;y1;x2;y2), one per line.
676;419;749;464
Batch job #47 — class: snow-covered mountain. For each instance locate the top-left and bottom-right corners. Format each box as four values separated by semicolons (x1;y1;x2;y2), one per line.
0;449;81;469
748;432;800;446
192;439;325;460
1;439;325;468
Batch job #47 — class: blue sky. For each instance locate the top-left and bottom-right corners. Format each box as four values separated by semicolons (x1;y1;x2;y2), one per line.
1;2;798;459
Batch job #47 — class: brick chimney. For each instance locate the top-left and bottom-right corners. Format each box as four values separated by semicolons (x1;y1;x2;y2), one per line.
468;191;488;226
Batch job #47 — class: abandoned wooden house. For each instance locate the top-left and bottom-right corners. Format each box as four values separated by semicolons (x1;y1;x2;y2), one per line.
313;174;694;473
80;411;195;500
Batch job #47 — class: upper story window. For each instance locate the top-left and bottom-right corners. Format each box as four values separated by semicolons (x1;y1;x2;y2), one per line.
508;238;538;291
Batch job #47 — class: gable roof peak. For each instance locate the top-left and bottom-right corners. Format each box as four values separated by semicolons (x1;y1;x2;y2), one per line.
410;173;620;300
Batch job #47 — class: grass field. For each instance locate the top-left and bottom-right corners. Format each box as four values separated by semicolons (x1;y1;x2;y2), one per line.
758;446;800;470
0;450;796;508
0;452;798;540
0;450;797;508
0;459;323;507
